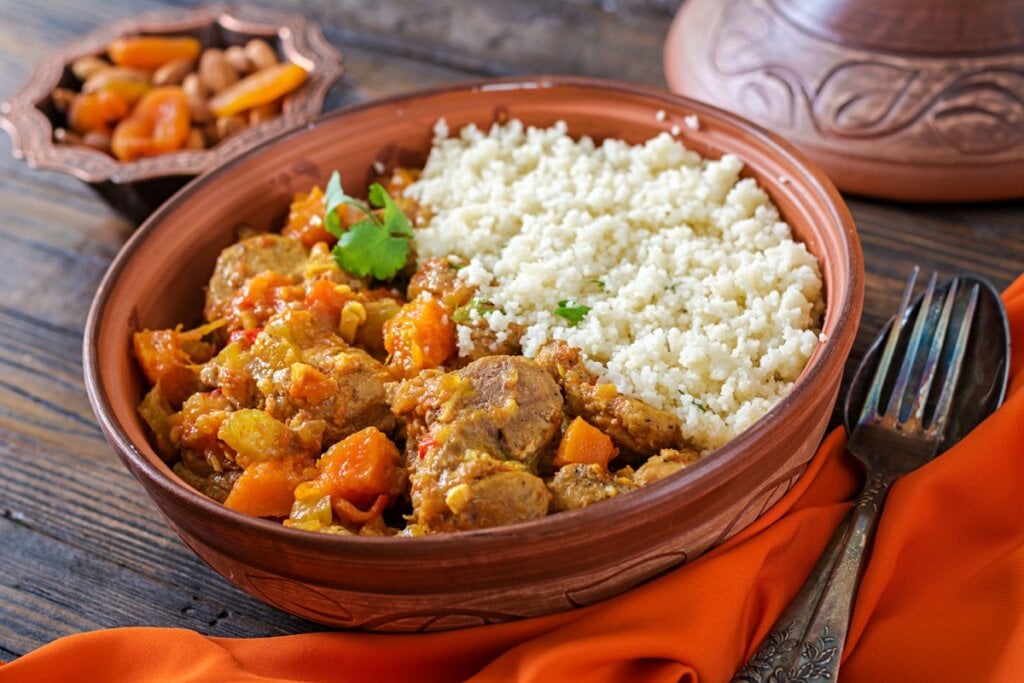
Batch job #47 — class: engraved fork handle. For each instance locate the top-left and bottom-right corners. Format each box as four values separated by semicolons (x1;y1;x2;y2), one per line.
733;470;893;682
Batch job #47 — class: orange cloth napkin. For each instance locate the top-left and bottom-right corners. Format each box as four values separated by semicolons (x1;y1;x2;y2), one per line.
4;275;1024;683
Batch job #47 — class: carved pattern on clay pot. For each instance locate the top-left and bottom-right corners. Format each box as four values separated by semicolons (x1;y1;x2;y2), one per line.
709;0;1024;160
666;0;1024;199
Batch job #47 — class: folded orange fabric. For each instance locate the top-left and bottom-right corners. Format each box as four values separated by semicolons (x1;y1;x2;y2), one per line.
4;275;1023;683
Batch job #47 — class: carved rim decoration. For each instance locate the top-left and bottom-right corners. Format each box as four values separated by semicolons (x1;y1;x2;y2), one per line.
0;3;343;184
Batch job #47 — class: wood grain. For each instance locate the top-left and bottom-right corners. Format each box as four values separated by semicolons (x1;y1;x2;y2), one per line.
1;0;1022;658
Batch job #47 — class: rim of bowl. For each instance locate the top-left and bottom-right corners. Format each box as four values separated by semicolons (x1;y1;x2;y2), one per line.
84;75;863;558
0;3;343;184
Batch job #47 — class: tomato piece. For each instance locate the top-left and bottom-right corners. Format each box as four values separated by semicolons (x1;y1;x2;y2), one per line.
208;62;307;118
67;90;129;134
553;416;619;470
111;86;190;160
107;35;201;70
383;296;456;378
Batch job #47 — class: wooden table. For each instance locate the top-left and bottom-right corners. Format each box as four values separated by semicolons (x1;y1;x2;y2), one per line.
1;0;1021;660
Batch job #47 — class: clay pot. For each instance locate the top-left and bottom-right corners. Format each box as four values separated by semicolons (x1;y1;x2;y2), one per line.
665;0;1024;201
84;76;863;631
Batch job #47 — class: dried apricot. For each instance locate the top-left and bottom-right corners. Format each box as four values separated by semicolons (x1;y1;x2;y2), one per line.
111;86;190;160
208;62;307;118
67;90;129;134
107;35;201;70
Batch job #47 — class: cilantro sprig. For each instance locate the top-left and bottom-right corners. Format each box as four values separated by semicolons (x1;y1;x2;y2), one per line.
554;300;591;326
323;171;414;280
452;298;497;323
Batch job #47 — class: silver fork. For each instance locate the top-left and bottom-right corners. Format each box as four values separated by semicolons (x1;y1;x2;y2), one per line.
734;268;980;682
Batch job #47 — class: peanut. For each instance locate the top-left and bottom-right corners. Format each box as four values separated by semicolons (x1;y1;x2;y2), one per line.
81;67;150;94
53;127;83;145
198;49;238;93
82;130;112;153
182;73;211;123
248;99;282;125
224;46;252;74
215;114;247;141
51;87;77;114
153;57;194;86
71;55;111;81
243;39;277;71
185;127;206;150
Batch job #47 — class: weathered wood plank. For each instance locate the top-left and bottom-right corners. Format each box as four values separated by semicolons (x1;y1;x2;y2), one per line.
0;0;1022;662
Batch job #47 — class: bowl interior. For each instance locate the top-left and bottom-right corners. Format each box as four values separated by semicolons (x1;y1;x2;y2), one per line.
87;77;862;585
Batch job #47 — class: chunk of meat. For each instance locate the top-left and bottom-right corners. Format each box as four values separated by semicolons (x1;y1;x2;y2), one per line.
393;355;565;469
251;309;396;446
452;318;525;366
205;234;307;323
632;447;700;487
547;463;634;512
390;355;563;533
408;257;474;310
535;340;682;455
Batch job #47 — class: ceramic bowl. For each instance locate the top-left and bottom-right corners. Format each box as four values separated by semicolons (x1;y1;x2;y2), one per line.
84;76;863;632
0;3;343;223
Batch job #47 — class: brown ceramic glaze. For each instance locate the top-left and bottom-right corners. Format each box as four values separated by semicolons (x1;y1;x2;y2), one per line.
0;3;343;223
84;77;863;632
664;0;1024;202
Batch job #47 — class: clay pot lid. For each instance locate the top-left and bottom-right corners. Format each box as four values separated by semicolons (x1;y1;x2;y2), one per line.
663;0;1024;201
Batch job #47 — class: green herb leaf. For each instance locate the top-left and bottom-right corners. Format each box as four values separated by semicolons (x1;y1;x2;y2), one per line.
323;171;346;238
590;279;606;291
691;398;708;412
323;172;414;281
335;220;411;280
452;298;496;323
368;183;413;237
554;299;591;326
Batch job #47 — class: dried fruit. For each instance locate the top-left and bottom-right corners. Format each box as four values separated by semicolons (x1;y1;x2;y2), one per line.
107;35;201;70
208;62;306;118
68;90;129;134
111;86;190;160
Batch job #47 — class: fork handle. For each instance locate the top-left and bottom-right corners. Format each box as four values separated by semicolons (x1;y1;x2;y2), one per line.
733;471;892;682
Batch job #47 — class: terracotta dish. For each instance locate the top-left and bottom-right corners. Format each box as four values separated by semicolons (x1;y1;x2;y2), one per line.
84;76;863;631
0;3;342;223
664;0;1024;201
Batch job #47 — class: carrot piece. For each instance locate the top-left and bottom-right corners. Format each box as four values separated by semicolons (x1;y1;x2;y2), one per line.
107;36;201;70
294;427;402;523
383;295;456;378
282;186;335;248
208;62;307;118
224;456;316;518
553;416;619;469
133;319;224;387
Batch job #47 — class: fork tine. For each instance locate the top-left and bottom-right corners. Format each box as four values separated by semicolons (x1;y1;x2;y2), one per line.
884;272;938;419
859;267;919;423
884;270;937;419
908;278;959;423
930;282;980;436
